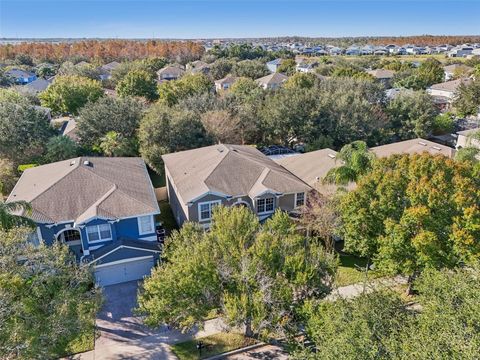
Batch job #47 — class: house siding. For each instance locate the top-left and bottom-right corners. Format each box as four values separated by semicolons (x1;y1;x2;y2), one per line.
188;194;226;224
278;193;296;212
36;215;157;252
166;170;188;226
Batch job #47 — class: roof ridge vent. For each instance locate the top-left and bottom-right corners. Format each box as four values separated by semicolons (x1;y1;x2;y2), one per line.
418;141;427;146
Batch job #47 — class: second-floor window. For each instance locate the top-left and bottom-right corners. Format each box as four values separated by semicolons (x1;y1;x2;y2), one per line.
198;200;221;221
138;215;154;235
257;197;274;214
87;224;112;243
295;192;305;207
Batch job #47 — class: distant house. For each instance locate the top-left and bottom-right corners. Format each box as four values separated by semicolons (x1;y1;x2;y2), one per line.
6;68;37;84
214;75;239;92
157;65;185;82
61;118;79;141
98;61;121;80
162;144;311;227
17;77;51;95
255;72;288;90
367;69;396;88
296;61;318;73
187;60;210;75
276;139;455;196
51;116;78;141
427;78;472;108
370;138;455;158
7;157;161;287
448;46;474;58
456;128;480;149
266;58;283;73
443;64;471;81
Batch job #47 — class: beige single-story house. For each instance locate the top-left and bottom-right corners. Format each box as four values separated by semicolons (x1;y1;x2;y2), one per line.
255;72;289;90
367;69;395;87
214;75;239;92
443;64;471;81
427;78;472;104
157;65;185;81
162;144;311;227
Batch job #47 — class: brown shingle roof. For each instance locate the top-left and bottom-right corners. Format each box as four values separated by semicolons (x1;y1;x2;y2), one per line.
367;69;395;79
162;144;311;205
429;78;471;92
7;157;159;224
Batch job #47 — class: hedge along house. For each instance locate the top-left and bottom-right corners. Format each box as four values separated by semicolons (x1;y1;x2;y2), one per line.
162;144;312;228
7;157;161;287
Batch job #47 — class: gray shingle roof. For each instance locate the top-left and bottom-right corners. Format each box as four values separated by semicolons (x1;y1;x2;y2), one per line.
7;157;159;224
24;78;51;92
255;72;288;86
162;144;311;205
370;138;455;158
275;149;356;196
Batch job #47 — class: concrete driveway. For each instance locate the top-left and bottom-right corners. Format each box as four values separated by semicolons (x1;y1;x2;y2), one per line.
75;281;225;360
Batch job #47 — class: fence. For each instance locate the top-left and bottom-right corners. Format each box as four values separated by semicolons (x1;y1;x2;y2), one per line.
154;187;168;201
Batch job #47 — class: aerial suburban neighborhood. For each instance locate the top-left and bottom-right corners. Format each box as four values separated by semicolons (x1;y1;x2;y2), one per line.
0;0;479;359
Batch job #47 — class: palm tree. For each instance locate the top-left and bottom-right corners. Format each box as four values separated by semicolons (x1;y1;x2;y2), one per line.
0;200;35;230
324;141;376;185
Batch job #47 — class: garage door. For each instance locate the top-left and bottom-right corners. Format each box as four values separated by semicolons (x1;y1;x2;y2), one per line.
94;256;154;287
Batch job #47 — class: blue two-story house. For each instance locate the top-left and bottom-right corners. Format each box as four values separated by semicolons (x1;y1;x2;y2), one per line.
7;157;161;286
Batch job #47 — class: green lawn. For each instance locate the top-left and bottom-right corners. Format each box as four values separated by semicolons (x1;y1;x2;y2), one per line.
335;254;382;287
156;201;178;232
171;333;258;360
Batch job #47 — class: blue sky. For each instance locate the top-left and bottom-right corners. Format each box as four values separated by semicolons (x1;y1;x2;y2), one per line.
0;0;479;38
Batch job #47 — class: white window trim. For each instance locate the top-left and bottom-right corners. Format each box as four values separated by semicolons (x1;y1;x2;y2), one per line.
294;192;306;208
137;215;155;236
87;224;113;244
198;200;222;221
256;197;275;215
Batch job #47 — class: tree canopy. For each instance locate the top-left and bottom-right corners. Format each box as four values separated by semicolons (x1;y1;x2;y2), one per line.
295;266;480;360
76;96;145;150
340;153;480;275
39;75;104;114
138;207;337;337
0;227;101;359
0;101;54;165
139;103;212;173
116;69;159;101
